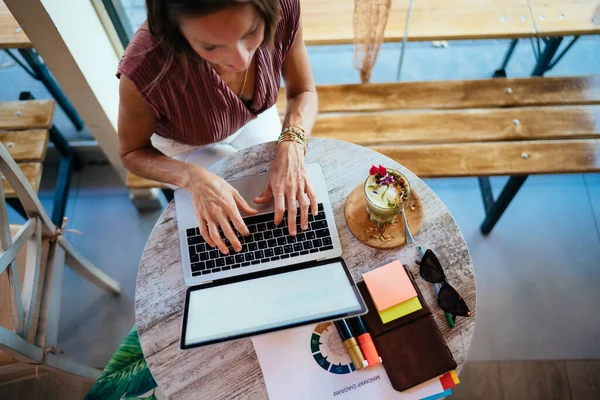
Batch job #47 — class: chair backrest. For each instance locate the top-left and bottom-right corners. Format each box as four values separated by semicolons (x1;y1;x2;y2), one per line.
0;142;54;344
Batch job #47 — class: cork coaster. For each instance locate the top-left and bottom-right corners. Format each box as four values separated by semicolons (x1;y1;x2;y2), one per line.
344;183;424;249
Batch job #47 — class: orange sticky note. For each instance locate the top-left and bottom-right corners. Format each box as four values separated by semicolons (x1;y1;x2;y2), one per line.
362;260;417;311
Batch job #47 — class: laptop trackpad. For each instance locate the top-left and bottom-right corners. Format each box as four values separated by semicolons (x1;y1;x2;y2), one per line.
181;259;366;349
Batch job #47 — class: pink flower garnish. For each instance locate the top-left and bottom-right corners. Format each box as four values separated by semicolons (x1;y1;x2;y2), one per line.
380;174;394;185
369;165;379;175
378;165;387;176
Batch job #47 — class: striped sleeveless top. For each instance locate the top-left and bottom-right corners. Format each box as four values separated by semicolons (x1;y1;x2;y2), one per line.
116;0;300;146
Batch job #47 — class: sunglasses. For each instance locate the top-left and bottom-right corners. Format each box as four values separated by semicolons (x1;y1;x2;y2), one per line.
416;249;471;323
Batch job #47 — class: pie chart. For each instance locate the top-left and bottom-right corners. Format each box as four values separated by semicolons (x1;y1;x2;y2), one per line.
310;322;356;374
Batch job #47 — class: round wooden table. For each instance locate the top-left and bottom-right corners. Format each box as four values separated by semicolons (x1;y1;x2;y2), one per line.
135;139;477;399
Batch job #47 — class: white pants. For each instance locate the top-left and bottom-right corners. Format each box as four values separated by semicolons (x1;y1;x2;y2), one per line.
151;105;281;167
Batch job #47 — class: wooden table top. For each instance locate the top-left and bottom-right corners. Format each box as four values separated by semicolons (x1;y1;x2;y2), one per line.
135;139;477;399
0;1;31;49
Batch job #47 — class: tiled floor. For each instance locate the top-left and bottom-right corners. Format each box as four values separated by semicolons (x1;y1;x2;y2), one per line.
2;360;599;399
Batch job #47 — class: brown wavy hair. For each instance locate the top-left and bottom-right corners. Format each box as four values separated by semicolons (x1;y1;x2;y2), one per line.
145;0;280;92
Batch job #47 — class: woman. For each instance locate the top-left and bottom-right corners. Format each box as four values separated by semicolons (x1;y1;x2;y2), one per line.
117;0;318;256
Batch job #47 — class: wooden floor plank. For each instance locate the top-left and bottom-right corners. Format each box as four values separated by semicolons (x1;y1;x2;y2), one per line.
0;130;49;162
499;360;572;400
276;76;600;114
312;106;600;145
0;101;55;131
0;368;92;400
370;139;600;177
452;362;504;400
565;360;600;400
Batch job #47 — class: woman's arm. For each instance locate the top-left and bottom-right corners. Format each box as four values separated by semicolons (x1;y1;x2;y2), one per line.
254;18;319;235
118;75;197;188
281;17;318;137
118;76;255;253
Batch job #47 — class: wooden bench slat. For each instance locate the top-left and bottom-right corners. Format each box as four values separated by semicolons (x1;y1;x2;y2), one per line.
312;105;600;144
1;162;42;197
127;173;168;190
301;0;536;45
530;0;600;36
276;76;600;114
0;1;32;49
0;130;49;162
0;100;55;130
371;139;600;177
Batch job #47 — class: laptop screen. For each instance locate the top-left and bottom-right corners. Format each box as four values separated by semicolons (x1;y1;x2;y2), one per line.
182;260;364;348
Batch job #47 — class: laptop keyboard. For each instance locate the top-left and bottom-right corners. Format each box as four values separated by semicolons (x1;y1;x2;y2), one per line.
186;203;334;277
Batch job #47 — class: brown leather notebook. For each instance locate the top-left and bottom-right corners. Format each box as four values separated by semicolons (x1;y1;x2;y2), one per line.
356;265;456;392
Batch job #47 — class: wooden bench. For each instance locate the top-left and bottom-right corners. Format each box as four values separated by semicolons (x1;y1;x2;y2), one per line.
0;0;32;49
0;100;53;197
0;95;78;226
126;75;600;233
298;0;599;45
300;0;536;45
0;0;84;130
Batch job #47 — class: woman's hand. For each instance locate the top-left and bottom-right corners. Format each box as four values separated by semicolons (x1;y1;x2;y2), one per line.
254;142;318;235
186;166;257;254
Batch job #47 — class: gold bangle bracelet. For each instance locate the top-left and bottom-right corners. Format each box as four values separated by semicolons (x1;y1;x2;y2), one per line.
277;130;307;155
278;138;306;154
281;127;306;140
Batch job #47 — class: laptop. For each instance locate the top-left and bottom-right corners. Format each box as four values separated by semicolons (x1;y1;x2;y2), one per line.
175;163;343;287
174;163;367;349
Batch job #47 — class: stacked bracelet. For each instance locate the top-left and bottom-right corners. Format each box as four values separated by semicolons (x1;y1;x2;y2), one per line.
278;123;307;154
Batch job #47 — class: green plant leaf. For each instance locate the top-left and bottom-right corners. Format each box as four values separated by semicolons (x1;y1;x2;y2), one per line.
85;326;157;400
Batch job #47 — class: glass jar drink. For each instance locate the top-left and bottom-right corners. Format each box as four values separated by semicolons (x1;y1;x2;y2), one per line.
363;168;411;224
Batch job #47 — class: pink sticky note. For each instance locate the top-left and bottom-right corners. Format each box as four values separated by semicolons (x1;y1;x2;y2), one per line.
362;260;417;311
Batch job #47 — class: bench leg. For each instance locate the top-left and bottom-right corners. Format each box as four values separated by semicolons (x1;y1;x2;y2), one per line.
51;156;73;227
493;39;519;78
17;49;85;131
479;176;528;235
18;92;80;226
531;36;579;76
161;188;174;202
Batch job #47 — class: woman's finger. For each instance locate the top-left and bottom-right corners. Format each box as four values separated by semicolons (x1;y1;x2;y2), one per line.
305;181;319;216
234;191;258;215
286;190;298;236
297;190;309;231
229;204;250;237
207;219;228;254
253;184;273;204
273;191;286;226
196;212;215;248
219;217;241;253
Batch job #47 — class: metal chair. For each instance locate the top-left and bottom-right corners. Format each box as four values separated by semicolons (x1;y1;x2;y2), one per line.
0;142;121;385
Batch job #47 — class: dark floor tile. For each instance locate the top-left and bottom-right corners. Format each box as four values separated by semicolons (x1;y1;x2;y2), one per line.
452;362;504;400
0;370;92;400
565;360;600;400
499;361;572;400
